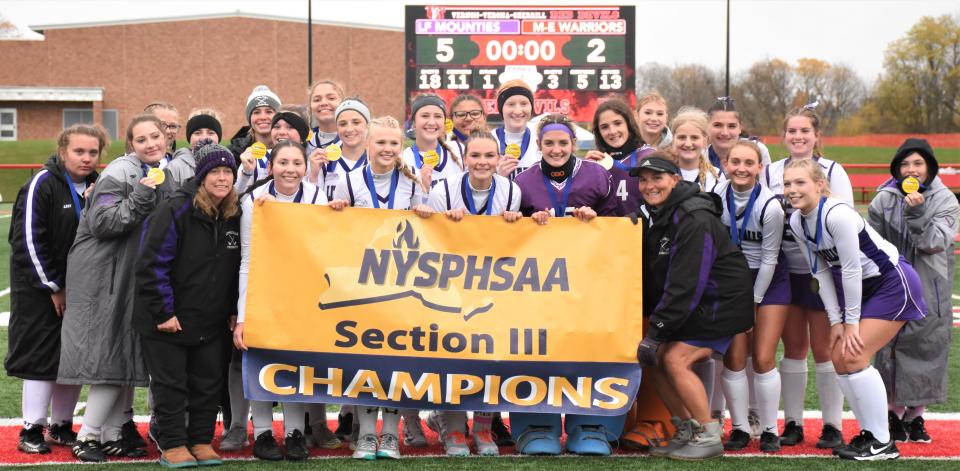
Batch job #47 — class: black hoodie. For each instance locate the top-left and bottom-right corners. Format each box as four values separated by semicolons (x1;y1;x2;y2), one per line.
643;180;754;341
890;138;939;193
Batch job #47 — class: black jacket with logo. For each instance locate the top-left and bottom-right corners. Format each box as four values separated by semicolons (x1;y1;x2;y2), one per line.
134;178;241;345
643;180;754;341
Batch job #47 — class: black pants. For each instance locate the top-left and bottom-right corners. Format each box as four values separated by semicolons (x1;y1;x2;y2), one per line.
142;335;225;450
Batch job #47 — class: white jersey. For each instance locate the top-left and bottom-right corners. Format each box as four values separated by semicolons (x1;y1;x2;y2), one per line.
447;132;467;161
319;152;367;202
428;172;521;215
680;164;725;193
234;154;271;193
402;143;464;192
716;180;784;303
493;126;541;181
762;156;853;274
789;197;900;324
305;127;340;155
334;164;426;210
238;180;327;322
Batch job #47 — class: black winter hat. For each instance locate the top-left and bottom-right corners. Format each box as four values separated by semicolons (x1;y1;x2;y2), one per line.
890;138;938;189
271;112;310;147
185;114;222;143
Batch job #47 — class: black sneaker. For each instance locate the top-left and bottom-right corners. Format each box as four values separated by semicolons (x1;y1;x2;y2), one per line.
889;411;907;442
759;431;781;453
335;412;354;440
147;414;161;451
816;424;844;448
779;420;804;446
101;438;147;457
285;430;309;461
253;431;284;461
832;429;869;457
906;416;931;443
48;421;79;447
73;439;107;462
491;413;514;446
121;419;147;449
18;425;51;454
724;429;751;450
837;430;899;461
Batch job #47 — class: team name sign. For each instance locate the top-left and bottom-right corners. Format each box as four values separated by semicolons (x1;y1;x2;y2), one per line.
242;203;643;415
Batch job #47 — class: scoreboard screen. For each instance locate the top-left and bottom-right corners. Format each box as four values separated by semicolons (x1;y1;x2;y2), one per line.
405;5;635;123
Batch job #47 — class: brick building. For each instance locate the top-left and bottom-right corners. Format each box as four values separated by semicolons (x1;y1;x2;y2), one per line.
0;12;403;141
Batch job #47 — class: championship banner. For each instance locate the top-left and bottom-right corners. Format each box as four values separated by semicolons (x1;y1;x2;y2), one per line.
405;4;636;122
242;203;643;415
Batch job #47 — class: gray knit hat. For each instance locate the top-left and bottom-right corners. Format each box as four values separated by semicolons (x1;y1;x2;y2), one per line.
335;98;371;123
245;85;281;124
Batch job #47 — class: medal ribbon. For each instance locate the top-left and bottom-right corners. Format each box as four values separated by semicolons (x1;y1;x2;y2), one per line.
541;172;575;217
801;196;827;276
63;170;83;219
268;182;304;203
726;184;761;247
363;165;400;209
461;173;495;215
496;127;531;157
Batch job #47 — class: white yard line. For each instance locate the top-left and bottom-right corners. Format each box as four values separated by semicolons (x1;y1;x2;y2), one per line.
0;287;10;297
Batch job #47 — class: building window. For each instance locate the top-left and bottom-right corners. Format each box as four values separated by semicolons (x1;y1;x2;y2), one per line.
0;108;16;141
63;108;119;139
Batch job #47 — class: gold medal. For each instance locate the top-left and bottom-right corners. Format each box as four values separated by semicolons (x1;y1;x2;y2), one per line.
422;149;440;167
444;119;454;134
900;176;920;194
810;277;819;295
505;143;521;159
307;129;315;143
250;142;267;160
147;167;165;185
599;153;614;171
326;143;342;161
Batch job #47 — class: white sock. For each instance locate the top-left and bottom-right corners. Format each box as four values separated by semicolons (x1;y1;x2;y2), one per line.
754;368;781;434
710;354;726;415
815;361;844;429
693;359;716;408
382;408;401;437
251;401;275;438
228;359;250;431
443;411;468;435
847;367;890;443
22;380;54;427
101;387;132;443
779;358;807;425
281;402;305;436
358;406;379;438
51;384;82;424
306;403;329;429
836;374;861;425
77;384;122;440
721;368;750;433
745;357;758;413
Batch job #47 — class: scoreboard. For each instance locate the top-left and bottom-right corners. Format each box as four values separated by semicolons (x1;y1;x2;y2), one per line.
404;5;636;123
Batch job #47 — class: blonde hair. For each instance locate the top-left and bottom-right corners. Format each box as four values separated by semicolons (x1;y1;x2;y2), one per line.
144;101;178;114
496;79;533;97
670;107;716;190
58;123;109;155
309;79;345;102
636;90;667;112
194;184;240;219
368;116;419;184
730;140;763;163
188;107;222;121
784;158;831;197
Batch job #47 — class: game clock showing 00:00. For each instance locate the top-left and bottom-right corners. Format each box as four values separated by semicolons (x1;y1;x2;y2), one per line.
404;5;636;123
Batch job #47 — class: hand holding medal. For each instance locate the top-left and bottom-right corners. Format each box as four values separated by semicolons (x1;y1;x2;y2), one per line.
900;176;926;207
325;143;342;161
505;143;521;159
250;142;267;160
422;149;440;168
147;167;165;186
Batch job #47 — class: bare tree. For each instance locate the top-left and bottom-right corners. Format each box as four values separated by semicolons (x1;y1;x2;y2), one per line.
636;62;723;112
733;58;795;135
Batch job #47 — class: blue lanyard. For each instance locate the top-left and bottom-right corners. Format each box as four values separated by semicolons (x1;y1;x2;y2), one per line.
268;182;304;203
312;128;340;148
801;197;827;274
496;127;531;157
461;173;495;215
63;171;83;219
329;151;367;173
726;184;761;247
411;142;445;171
708;145;722;169
140;162;159;177
363;165;400;209
612;149;639;170
541;172;575;217
452;128;468;142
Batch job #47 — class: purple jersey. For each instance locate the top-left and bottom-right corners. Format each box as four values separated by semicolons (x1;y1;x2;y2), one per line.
515;159;618;217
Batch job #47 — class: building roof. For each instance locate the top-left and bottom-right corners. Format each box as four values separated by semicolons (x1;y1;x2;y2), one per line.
0;86;103;102
29;10;402;33
0;13;43;40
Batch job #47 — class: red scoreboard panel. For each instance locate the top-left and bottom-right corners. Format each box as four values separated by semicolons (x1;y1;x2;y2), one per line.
405;5;636;123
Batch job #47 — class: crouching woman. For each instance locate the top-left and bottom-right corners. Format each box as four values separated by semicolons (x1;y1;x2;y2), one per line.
633;154;754;461
134;143;242;468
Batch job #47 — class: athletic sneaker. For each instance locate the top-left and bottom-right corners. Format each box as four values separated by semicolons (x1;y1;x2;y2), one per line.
747;410;762;439
284;430;309;461
377;433;401;459
352;433;378;460
73;438;107;462
310;422;342;449
759;431;781;453
836;430;899;461
18;425;51;454
888;411;907;442
669;420;723;460
425;411;470;456
48;421;79;447
253;431;284;461
402;415;428;447
816;424;844;448
710;410;725;432
473;429;500;456
219;425;250;451
906;416;931;443
491;414;514;446
779;420;804;446
650;418;693;457
723;429;750;450
121;419;148;449
102;437;147;458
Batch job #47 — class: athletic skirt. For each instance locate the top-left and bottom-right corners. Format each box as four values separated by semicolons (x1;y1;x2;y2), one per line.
681;336;734;355
831;256;927;322
752;261;791;307
789;272;826;311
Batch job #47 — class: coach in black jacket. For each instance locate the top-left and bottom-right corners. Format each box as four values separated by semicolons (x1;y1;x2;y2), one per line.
5;125;105;453
631;155;753;460
134;143;240;467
